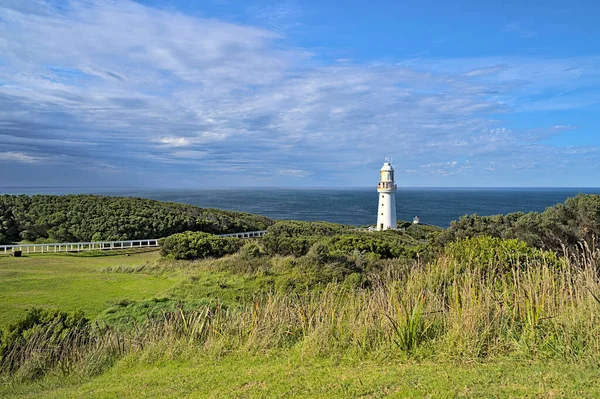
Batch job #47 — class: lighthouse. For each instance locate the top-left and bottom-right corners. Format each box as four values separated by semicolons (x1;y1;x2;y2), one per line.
376;159;397;230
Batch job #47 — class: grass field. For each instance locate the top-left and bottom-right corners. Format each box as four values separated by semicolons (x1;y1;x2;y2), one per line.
0;249;174;326
2;350;599;398
3;246;600;398
0;249;273;327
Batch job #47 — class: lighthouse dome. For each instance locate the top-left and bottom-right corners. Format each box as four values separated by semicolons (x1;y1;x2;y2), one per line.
380;162;394;172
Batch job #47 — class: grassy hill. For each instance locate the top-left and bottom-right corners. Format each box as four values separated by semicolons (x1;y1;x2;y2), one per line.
0;250;167;326
1;238;599;397
1;194;600;397
0;194;273;244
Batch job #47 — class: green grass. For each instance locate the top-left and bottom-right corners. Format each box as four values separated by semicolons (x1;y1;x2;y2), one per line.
169;270;268;303
0;250;275;328
0;249;176;326
3;239;600;397
2;351;599;398
94;271;265;326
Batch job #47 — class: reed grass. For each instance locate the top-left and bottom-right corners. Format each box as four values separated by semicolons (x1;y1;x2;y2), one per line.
3;237;600;383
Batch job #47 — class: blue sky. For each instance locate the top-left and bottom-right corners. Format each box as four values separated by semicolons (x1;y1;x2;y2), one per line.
0;0;599;187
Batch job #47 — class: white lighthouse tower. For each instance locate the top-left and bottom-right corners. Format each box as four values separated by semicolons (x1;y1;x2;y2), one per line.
376;159;397;230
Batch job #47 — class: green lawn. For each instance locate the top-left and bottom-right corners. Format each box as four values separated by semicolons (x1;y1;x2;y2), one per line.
2;351;599;398
2;250;600;398
0;250;271;327
0;249;175;326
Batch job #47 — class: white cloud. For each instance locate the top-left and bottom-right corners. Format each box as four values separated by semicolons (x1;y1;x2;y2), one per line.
159;137;191;147
0;151;45;164
280;169;311;178
464;65;508;77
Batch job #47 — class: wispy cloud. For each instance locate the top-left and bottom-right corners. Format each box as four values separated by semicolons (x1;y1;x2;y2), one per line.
159;137;191;147
0;151;46;164
247;1;304;33
280;168;311;178
0;1;598;187
464;64;508;77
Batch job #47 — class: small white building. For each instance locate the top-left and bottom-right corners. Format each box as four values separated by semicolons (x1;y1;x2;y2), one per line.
376;160;397;230
413;216;420;224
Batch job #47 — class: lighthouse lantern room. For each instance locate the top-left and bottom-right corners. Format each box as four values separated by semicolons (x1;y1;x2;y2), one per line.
376;159;397;231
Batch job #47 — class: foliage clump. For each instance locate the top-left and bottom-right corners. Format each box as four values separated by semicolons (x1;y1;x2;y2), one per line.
0;308;90;380
160;231;243;260
239;242;263;259
443;235;562;274
262;220;351;257
262;220;431;261
324;231;426;260
438;193;600;253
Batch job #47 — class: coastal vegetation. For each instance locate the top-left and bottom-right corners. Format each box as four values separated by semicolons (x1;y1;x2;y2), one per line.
0;194;273;244
439;193;600;252
1;193;600;397
160;231;244;260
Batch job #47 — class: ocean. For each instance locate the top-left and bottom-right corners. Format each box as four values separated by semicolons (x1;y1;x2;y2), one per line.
2;187;599;228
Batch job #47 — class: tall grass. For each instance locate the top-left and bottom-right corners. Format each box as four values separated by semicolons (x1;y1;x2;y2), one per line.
3;237;600;382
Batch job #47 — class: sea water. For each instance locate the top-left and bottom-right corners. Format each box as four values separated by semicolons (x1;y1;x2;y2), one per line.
2;187;599;227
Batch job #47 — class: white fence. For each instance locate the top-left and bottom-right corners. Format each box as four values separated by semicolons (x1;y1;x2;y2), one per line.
0;230;268;256
0;239;160;255
218;230;267;239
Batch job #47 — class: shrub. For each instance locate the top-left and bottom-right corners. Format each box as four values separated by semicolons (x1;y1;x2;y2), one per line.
438;194;600;253
343;272;367;290
404;223;443;241
269;255;362;294
18;230;37;242
325;231;425;260
443;236;562;274
160;231;243;260
263;221;429;260
266;220;350;237
262;221;350;257
306;240;332;263
239;242;262;260
0;308;90;378
263;235;320;257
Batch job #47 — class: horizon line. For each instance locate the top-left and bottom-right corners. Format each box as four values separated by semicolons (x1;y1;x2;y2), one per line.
1;186;600;190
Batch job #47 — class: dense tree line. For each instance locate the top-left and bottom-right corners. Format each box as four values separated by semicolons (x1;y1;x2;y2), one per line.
438;194;600;253
0;195;273;244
